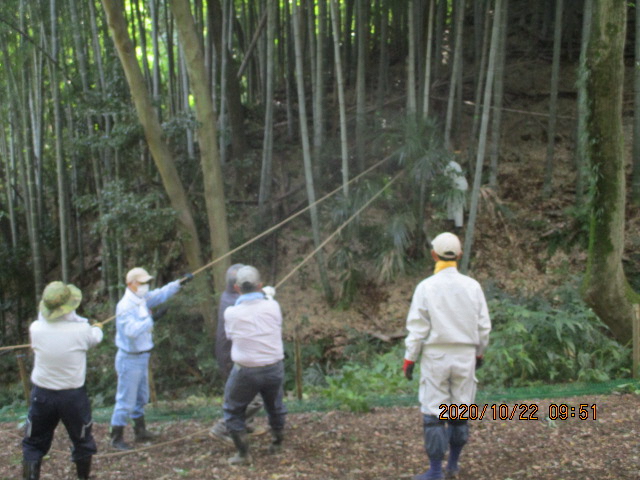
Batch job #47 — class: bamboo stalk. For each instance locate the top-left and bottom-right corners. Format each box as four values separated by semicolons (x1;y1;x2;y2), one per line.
633;304;640;379
16;353;30;405
294;323;303;401
148;360;157;404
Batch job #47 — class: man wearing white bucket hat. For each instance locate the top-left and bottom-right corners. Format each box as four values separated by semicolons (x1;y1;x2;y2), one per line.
403;233;491;480
22;281;104;480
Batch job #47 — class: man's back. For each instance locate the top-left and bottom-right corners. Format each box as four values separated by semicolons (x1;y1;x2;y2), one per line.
224;298;283;367
406;267;490;352
30;314;102;390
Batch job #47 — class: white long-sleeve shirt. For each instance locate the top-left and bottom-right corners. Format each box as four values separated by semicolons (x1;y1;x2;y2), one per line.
30;312;103;390
224;296;284;367
404;266;491;361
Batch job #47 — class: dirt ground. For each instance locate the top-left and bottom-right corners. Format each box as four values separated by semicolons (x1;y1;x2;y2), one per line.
1;393;638;480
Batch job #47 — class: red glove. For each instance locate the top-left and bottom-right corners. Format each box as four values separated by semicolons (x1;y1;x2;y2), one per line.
403;359;415;380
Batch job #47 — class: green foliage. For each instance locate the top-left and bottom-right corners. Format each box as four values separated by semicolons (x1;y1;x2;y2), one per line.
478;281;631;387
283;332;331;392
304;280;630;413
327;117;466;306
306;344;414;413
612;382;640;395
151;294;223;398
77;180;176;240
373;212;415;283
75;179;179;277
0;243;35;341
544;202;592;257
85;340;118;408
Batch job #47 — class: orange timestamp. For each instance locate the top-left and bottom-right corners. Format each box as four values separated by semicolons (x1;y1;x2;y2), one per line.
439;403;598;421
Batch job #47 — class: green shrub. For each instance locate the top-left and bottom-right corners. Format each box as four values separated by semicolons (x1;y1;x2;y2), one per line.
306;344;414;412
306;279;630;413
478;281;631;387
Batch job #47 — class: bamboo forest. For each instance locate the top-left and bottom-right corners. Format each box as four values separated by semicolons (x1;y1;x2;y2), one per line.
0;0;639;479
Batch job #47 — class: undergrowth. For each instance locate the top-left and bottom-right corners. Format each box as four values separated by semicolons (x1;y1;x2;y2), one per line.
0;279;632;416
305;279;632;412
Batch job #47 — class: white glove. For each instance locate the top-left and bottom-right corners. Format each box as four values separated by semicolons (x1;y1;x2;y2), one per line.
263;286;276;300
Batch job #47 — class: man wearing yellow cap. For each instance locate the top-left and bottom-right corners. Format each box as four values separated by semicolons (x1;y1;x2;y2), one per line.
109;267;192;450
22;281;103;480
403;233;491;480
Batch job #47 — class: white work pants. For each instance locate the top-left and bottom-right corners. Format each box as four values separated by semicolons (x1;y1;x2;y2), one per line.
418;344;477;417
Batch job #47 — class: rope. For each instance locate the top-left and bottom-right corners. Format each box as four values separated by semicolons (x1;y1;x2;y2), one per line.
5;169;405;459
274;171;404;290
190;153;394;277
5;426;211;459
94;170;404;457
95;428;212;459
0;344;30;352
0;153;396;354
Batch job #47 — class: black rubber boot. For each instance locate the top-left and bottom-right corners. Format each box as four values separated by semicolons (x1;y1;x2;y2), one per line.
110;426;132;451
133;416;158;442
268;428;284;454
22;459;41;480
75;456;92;480
228;430;252;465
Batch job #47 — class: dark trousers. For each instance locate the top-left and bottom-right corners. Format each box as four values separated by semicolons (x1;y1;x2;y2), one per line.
22;385;97;462
223;361;287;433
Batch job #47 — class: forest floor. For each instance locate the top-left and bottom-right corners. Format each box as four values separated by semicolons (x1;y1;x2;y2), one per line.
1;393;639;479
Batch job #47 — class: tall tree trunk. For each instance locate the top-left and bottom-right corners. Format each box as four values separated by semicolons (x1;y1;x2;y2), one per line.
218;0;231;164
444;0;465;150
466;1;492;173
375;0;389;113
313;0;327;158
101;0;207;283
20;99;44;301
434;0;446;81
208;0;249;162
343;0;355;85
474;0;485;73
283;0;295;140
66;108;84;276
178;48;196;159
3;23;44;301
74;0;115;303
421;0;435;119
542;0;563;198
149;0;162;102
330;0;349;196
49;0;70;282
169;0;231;299
582;0;638;344
1;129;18;247
575;0;592;206
488;0;508;188
291;0;333;303
406;0;417;115
633;0;640;205
259;0;276;218
355;0;367;173
461;0;502;273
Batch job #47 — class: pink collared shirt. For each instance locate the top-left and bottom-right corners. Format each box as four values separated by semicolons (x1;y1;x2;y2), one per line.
224;297;284;367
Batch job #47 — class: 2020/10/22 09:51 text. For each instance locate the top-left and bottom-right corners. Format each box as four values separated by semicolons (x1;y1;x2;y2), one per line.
438;403;598;421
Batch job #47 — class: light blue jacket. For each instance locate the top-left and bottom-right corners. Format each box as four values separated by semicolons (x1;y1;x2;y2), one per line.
115;280;181;353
